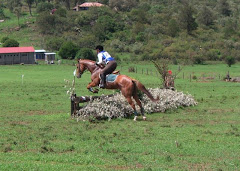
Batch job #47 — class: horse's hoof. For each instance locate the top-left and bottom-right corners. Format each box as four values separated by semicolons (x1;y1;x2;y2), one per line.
93;90;99;93
133;116;137;121
143;116;146;121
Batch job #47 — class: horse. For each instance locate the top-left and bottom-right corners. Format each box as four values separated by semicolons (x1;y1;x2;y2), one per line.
75;59;159;121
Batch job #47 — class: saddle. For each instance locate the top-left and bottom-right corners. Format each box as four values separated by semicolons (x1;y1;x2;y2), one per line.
106;74;119;83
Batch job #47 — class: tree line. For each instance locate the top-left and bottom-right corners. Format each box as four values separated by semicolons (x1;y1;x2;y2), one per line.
0;0;239;66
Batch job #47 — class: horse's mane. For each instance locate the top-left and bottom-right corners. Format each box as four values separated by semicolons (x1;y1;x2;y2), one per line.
79;59;95;64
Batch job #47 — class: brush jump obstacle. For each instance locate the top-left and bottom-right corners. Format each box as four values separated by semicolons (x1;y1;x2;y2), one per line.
70;89;198;121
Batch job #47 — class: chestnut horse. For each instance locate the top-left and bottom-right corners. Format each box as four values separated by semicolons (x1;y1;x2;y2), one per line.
75;59;159;121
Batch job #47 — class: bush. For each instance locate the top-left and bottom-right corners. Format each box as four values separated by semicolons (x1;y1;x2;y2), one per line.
45;37;64;51
206;49;221;60
76;34;96;49
59;42;79;60
55;8;67;17
225;56;236;67
36;2;54;13
2;39;19;47
128;66;135;72
75;48;95;60
193;54;206;65
0;6;5;19
1;37;9;43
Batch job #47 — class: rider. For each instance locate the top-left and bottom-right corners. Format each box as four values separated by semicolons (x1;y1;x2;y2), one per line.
96;45;117;88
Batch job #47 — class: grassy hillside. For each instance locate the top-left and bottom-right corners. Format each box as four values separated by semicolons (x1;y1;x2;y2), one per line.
1;0;240;63
0;62;240;170
0;8;44;49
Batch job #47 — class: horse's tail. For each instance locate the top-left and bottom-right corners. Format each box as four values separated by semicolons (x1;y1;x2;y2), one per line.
132;80;159;102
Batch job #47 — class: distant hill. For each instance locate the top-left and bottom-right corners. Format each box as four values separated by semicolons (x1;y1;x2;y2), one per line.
0;0;240;63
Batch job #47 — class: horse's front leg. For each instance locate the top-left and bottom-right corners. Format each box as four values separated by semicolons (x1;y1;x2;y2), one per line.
87;81;99;93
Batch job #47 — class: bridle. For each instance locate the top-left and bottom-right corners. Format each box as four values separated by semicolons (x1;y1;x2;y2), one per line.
77;60;83;78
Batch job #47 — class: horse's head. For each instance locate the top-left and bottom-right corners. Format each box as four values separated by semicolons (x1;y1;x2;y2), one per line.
76;59;86;78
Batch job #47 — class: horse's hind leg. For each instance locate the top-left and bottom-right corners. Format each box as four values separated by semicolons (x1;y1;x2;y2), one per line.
125;96;138;121
133;94;146;121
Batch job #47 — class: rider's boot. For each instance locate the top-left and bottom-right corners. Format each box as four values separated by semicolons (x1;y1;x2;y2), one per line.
99;74;106;88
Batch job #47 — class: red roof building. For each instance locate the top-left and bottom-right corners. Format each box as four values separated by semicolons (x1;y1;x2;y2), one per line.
73;2;104;11
0;46;35;54
0;46;35;65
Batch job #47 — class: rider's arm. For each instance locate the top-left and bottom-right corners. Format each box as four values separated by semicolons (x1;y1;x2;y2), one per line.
97;53;103;64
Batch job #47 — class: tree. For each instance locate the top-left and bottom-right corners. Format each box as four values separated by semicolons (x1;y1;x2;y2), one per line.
223;18;237;38
75;48;95;60
178;1;198;34
92;15;117;42
25;0;34;16
6;0;22;12
36;12;70;35
36;12;56;34
58;41;79;59
13;7;22;27
197;6;215;26
36;2;54;13
218;0;231;16
225;56;236;67
109;0;137;12
55;0;72;10
45;37;64;51
2;39;19;47
55;7;67;17
130;9;148;24
0;4;5;18
167;19;179;37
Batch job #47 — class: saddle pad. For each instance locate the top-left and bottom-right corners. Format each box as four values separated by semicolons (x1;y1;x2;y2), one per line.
106;74;118;83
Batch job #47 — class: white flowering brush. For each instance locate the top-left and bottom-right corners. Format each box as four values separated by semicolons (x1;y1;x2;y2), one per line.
75;88;197;121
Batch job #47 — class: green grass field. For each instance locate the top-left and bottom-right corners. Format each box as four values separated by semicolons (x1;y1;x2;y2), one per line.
0;62;240;170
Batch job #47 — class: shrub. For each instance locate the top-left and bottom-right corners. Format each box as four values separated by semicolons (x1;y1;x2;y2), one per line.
193;55;206;65
1;37;9;43
59;42;79;60
0;5;5;19
192;75;197;80
109;39;125;52
36;2;54;13
131;42;143;55
75;48;95;60
2;39;19;47
55;8;67;17
76;34;97;49
128;66;135;72
45;37;64;51
206;49;221;60
225;56;236;67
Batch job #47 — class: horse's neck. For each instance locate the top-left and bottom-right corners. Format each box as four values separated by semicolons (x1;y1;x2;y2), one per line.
83;61;98;74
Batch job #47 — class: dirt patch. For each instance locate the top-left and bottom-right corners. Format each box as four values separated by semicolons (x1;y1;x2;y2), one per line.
107;163;143;170
27;110;51;115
